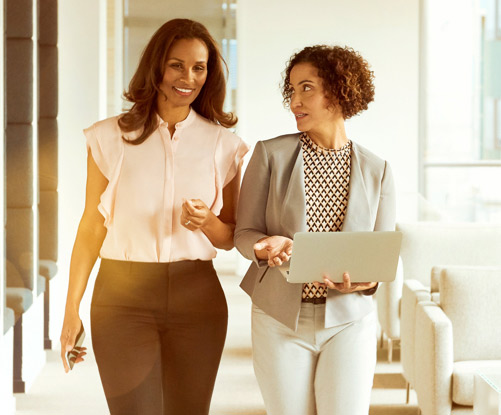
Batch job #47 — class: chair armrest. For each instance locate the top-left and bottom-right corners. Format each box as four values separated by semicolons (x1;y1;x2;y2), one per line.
430;266;445;293
376;258;403;340
39;259;58;280
431;292;440;304
414;301;453;415
401;279;431;386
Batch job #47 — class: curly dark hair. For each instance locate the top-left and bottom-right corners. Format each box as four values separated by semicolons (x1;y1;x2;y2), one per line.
119;19;237;145
282;45;375;119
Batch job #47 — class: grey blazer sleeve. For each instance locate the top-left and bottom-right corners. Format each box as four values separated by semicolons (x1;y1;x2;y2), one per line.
234;141;270;267
374;161;396;232
362;160;396;296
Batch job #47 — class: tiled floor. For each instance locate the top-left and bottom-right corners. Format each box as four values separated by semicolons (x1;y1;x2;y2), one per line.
14;272;419;414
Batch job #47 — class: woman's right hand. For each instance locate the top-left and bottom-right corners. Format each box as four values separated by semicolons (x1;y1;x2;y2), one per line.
60;310;87;373
253;236;293;267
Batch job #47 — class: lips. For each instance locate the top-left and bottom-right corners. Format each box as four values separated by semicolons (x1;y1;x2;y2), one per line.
294;113;308;119
174;86;194;96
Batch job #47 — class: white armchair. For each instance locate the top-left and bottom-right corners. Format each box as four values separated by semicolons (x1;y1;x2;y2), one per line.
377;222;501;363
413;266;501;415
395;223;501;402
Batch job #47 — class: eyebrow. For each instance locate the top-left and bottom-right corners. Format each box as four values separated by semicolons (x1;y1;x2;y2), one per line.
167;57;207;64
290;79;315;87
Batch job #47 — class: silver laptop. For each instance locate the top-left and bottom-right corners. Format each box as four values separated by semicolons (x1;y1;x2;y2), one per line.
282;231;402;283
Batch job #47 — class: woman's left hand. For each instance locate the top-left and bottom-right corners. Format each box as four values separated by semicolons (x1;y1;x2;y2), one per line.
181;198;214;231
315;272;377;294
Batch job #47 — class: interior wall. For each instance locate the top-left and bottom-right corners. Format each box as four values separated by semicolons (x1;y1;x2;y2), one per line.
236;0;420;196
54;0;104;342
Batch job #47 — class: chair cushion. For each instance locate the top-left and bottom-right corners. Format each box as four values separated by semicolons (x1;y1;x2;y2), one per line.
453;360;501;405
39;259;58;280
4;307;15;334
6;287;33;315
440;267;501;361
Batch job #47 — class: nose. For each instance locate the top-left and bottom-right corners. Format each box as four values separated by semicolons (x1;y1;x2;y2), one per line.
180;69;195;84
290;93;301;109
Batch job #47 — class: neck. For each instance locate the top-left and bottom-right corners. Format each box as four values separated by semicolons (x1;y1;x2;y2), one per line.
156;98;191;133
307;117;348;150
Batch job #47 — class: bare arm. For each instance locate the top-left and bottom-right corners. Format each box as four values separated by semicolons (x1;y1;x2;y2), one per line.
181;163;242;250
60;150;108;372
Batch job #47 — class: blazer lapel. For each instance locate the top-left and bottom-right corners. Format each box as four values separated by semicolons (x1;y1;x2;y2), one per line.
280;140;307;236
342;143;373;232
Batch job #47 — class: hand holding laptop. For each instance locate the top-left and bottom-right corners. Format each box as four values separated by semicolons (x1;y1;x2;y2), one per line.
317;272;377;293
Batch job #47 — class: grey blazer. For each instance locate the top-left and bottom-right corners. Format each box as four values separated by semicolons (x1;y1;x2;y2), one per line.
234;133;396;331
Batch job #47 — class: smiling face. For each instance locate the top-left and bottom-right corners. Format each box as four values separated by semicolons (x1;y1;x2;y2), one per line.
157;38;209;111
289;62;342;134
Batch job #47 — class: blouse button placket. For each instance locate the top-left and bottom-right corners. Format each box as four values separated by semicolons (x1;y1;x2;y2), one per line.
159;125;175;260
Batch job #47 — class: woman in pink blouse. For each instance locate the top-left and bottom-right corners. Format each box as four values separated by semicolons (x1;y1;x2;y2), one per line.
59;19;248;414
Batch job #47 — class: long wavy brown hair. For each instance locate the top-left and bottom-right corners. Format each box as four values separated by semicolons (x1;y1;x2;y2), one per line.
119;19;237;144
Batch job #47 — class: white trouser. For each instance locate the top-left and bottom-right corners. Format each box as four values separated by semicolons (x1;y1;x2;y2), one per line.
251;303;377;415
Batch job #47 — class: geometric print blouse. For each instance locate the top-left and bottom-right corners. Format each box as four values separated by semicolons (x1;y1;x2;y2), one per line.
300;133;352;300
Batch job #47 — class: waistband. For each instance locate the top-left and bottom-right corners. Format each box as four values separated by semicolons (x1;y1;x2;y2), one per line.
99;258;214;277
301;296;327;304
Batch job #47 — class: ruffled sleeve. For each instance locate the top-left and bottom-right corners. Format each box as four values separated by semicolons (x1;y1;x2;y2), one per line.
217;128;250;187
211;128;250;214
83;117;124;227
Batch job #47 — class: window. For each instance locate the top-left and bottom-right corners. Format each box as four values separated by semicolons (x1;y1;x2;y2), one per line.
422;0;501;222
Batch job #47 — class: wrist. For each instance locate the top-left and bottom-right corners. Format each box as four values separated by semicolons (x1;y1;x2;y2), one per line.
200;210;218;231
65;302;80;315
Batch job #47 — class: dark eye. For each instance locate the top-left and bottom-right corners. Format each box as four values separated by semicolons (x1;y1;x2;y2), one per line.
194;65;206;72
170;63;182;69
303;85;312;92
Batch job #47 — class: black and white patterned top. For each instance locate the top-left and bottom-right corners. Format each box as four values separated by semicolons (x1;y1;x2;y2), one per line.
300;133;352;300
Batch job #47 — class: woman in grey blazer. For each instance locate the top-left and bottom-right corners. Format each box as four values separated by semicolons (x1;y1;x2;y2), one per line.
234;45;396;415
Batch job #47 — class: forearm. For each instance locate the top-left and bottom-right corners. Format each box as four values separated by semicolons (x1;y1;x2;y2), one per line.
201;212;235;250
65;218;107;313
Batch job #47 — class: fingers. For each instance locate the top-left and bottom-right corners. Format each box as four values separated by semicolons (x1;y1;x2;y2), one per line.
61;340;74;373
60;324;81;373
323;272;356;293
71;348;88;365
266;248;291;267
182;199;207;215
61;347;70;373
254;236;294;265
181;199;211;230
278;251;290;262
321;273;335;289
180;213;197;230
342;272;351;290
182;200;204;218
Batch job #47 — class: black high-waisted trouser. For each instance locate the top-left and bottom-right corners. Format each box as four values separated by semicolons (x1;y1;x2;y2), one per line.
91;259;228;415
